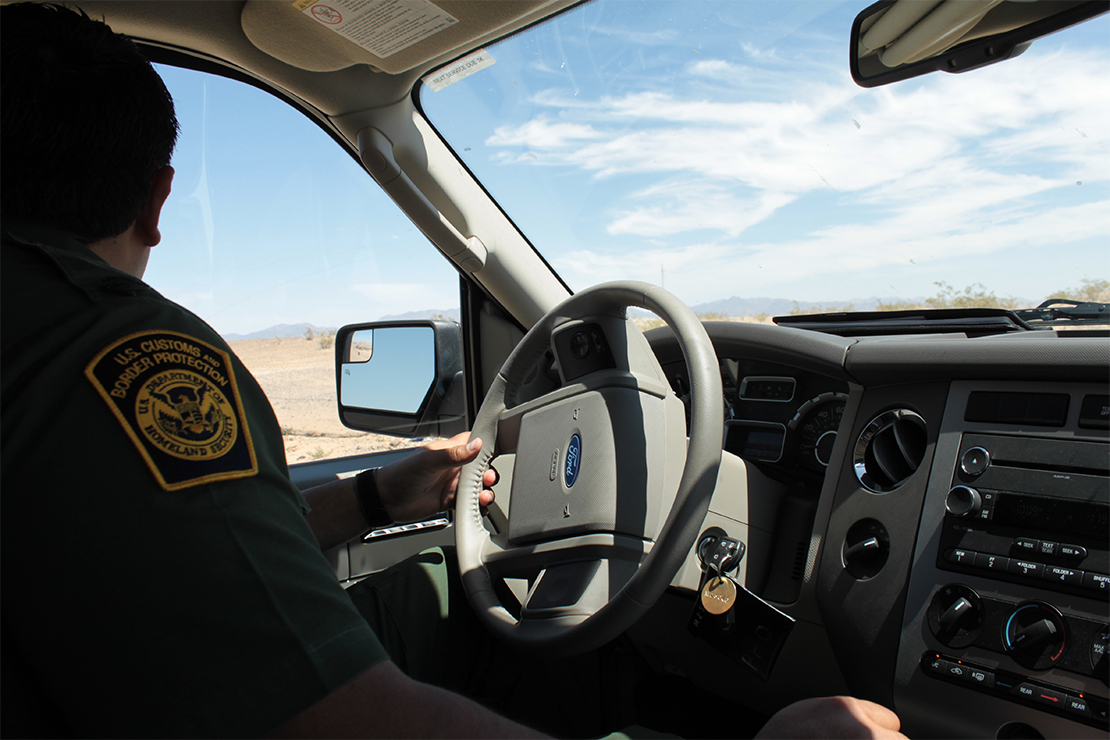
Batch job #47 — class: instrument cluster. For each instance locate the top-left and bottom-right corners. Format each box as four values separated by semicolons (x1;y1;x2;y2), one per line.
663;355;851;488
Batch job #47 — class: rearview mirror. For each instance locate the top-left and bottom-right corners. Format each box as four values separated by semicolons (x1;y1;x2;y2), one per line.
851;0;1109;88
335;320;466;439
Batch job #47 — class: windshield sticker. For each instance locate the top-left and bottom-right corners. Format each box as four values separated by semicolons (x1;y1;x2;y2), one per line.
423;49;496;92
86;331;258;491
293;0;458;59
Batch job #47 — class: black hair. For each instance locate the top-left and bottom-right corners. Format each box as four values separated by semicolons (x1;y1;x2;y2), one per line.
1;3;180;243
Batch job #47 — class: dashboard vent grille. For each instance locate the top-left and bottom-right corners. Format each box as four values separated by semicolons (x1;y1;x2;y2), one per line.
853;409;927;492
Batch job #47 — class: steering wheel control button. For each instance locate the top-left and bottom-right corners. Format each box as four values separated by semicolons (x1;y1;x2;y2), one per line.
960;446;991;476
552;322;616;380
570;331;591;359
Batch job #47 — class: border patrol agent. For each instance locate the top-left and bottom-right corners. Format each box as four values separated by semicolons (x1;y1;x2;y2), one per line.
0;5;525;738
0;5;906;740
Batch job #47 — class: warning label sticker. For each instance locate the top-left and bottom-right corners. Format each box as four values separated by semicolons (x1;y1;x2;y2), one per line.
294;0;458;59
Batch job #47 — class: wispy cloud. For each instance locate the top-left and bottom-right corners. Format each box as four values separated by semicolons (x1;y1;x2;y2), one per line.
484;44;1107;302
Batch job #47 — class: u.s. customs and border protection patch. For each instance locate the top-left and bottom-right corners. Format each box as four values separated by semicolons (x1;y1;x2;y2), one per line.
85;331;258;491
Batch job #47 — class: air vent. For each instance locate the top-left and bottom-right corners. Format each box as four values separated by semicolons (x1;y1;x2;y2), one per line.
853;409;927;492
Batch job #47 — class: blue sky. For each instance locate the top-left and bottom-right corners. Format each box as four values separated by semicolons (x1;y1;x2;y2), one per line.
423;0;1109;307
146;1;1108;337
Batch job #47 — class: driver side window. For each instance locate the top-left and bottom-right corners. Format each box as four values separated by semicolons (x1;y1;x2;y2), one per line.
148;64;461;464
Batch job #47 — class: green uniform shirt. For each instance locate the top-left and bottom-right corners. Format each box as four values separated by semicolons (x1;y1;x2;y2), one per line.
1;222;387;738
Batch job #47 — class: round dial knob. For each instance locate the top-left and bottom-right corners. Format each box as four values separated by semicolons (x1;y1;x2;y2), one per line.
842;519;889;580
960;446;991;476
945;486;982;517
1003;602;1068;670
927;584;983;648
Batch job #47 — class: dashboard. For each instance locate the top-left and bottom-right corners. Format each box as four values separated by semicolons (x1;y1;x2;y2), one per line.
642;320;1109;739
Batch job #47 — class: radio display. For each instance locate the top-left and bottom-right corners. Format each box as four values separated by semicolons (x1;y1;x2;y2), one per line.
994;493;1110;542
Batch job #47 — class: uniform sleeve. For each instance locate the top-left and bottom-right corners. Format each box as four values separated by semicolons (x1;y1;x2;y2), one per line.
1;289;388;738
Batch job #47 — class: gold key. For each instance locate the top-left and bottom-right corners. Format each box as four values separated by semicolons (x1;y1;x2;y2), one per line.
700;575;737;615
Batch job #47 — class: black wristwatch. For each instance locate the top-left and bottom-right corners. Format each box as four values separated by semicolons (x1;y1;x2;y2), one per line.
355;468;393;529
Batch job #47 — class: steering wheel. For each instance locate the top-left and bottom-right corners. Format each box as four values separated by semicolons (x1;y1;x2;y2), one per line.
456;281;723;655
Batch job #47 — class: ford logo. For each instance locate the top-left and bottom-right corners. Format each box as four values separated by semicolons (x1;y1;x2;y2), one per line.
564;434;581;488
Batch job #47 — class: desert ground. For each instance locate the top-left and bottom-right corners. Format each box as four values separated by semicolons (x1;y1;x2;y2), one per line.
229;336;420;463
230;316;772;464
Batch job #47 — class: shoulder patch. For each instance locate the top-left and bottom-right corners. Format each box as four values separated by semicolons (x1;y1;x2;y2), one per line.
85;331;258;491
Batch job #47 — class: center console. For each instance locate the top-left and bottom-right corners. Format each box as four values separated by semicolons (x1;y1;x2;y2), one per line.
896;381;1109;738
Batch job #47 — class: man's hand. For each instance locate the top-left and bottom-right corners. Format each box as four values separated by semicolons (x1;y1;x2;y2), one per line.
756;696;906;739
375;433;498;524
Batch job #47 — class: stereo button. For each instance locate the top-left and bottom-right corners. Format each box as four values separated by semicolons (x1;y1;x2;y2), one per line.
1043;566;1084;586
960;447;991;476
1013;538;1039;553
1009;560;1044;579
1038;541;1058;557
946;548;976;565
974;553;1009;573
1059;544;1088;560
1083;572;1110;593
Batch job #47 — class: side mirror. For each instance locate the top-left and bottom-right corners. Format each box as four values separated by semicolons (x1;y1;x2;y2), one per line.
851;0;1109;88
335;320;467;439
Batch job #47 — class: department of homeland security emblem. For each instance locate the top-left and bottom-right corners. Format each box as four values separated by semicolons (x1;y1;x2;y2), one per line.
86;331;257;490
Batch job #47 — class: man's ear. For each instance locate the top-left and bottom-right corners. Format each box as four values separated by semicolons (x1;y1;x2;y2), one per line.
135;165;175;247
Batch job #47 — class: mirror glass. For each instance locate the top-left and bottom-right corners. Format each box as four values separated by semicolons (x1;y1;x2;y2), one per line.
340;326;435;414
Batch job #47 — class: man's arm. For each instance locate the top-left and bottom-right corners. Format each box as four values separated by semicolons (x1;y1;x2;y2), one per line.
302;433;497;551
266;659;547;739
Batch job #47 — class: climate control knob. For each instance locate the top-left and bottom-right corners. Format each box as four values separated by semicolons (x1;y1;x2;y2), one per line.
927;584;983;648
1003;601;1068;671
945;486;982;518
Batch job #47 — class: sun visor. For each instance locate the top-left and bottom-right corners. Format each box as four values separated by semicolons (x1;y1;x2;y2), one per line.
241;0;561;74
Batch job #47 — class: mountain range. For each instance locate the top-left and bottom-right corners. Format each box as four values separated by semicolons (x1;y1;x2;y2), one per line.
224;298;939;340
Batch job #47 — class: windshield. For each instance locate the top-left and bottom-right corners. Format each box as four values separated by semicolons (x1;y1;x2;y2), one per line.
419;0;1109;315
